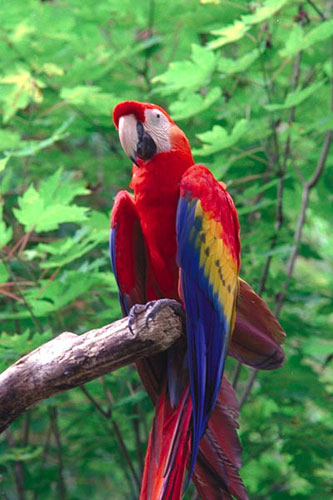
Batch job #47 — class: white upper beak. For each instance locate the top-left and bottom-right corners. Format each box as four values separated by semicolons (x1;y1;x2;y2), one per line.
118;114;138;159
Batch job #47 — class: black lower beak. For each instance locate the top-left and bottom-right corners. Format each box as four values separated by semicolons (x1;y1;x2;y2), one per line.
135;121;157;162
130;155;140;167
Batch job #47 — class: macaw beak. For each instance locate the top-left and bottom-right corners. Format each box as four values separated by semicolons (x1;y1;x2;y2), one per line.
118;114;157;166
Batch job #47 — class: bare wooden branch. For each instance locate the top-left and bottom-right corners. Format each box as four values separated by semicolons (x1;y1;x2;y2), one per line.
0;302;183;434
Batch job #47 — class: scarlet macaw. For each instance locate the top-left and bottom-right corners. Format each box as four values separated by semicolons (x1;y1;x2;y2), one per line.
110;101;285;500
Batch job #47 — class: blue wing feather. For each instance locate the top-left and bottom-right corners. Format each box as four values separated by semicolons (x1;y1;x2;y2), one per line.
177;185;238;485
110;227;130;316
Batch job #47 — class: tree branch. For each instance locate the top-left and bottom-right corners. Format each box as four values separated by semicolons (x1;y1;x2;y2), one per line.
0;302;183;434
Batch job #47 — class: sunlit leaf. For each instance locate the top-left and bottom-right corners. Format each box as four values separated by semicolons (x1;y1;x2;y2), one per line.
170;87;221;120
264;81;325;112
218;50;259;74
0;205;13;249
13;168;89;232
280;19;333;57
153;44;216;93
209;0;290;49
0;69;45;122
242;0;290;25
61;86;119;116
209;20;249;50
193;119;249;156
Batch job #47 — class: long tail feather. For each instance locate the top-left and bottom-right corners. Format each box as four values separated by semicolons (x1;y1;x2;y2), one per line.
193;376;248;500
139;384;192;500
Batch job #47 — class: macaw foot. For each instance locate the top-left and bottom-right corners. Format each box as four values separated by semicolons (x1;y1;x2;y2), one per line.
145;299;185;329
127;299;185;335
128;302;153;335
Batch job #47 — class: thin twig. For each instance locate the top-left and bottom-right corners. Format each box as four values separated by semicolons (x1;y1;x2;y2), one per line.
258;51;302;295
5;430;26;500
275;130;332;316
127;381;145;473
306;0;327;20
231;361;242;390
80;381;141;491
111;419;141;490
21;412;30;447
80;385;110;418
239;368;257;409
240;36;333;407
49;407;67;500
236;50;302;392
0;254;44;333
101;378;141;489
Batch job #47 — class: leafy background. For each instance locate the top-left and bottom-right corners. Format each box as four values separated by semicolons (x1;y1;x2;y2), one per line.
0;0;332;499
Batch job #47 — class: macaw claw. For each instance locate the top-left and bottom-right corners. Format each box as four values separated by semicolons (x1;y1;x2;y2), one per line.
127;299;185;335
145;299;185;329
128;302;154;335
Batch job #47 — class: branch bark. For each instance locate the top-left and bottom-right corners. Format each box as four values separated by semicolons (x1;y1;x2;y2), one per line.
0;302;183;434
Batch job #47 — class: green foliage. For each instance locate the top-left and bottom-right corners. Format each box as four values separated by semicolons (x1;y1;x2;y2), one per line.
0;1;332;499
193;119;249;156
14;168;89;232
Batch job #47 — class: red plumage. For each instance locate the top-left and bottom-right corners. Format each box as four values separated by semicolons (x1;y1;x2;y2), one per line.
110;101;285;499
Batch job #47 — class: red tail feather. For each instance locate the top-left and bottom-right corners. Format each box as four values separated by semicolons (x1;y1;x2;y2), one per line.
139;385;192;500
193;377;248;500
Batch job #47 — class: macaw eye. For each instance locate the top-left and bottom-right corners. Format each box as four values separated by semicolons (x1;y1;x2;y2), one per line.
145;108;168;126
152;110;162;122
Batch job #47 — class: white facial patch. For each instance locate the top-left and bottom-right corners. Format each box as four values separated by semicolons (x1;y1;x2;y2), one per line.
118;114;138;159
144;108;172;153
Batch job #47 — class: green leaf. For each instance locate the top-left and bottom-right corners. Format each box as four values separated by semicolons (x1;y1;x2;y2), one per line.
258;244;292;258
0;261;9;283
193;119;249;156
60;86;119;116
153;44;216;94
0;156;9;172
0;446;42;464
279;24;303;59
0;129;20;151
209;0;290;49
209;20;249;50
242;0;290;25
238;177;283;201
36;212;109;268
280;19;333;57
0;205;13;250
13;169;89;232
170;87;221;120
237;199;275;215
6;117;74;158
302;338;333;359
0;69;45;123
0;329;53;369
27;271;103;314
217;50;259;74
264;81;325;112
41;62;64;76
38;168;89;206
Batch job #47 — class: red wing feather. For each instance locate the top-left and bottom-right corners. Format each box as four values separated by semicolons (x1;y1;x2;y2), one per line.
230;279;286;369
110;190;146;314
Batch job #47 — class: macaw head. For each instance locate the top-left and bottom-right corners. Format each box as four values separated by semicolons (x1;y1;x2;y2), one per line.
113;101;193;167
